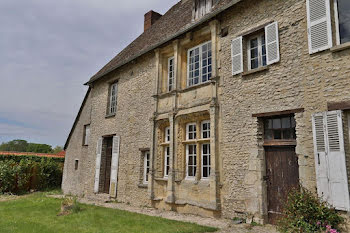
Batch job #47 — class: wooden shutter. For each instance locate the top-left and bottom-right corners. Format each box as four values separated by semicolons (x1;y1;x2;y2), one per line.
265;22;280;65
325;111;350;211
94;137;103;193
231;36;243;75
306;0;332;54
109;136;120;198
312;111;350;211
312;112;330;203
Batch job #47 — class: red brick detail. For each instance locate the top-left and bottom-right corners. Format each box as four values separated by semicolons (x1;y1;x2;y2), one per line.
0;151;65;158
144;10;162;32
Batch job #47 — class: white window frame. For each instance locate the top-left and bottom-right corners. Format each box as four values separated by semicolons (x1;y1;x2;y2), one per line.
83;124;90;146
334;0;350;45
168;57;175;92
143;151;150;184
187;41;212;87
201;120;210;139
201;143;210;179
186;123;197;140
164;147;170;178
165;127;170;143
247;32;267;71
109;82;118;115
186;144;197;179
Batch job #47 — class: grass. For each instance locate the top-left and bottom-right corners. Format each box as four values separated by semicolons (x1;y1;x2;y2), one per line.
0;192;217;233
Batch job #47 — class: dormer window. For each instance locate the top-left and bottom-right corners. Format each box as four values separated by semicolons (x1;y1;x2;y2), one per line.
193;0;216;20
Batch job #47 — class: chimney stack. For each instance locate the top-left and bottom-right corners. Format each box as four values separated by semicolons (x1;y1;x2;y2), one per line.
144;10;162;32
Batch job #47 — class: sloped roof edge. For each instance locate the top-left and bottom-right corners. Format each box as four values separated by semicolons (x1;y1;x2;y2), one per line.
85;0;241;85
64;87;91;150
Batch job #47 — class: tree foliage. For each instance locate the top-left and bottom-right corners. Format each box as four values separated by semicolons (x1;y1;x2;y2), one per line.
0;140;54;153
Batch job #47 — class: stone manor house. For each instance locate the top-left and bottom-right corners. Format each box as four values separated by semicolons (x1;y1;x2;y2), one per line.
62;0;350;224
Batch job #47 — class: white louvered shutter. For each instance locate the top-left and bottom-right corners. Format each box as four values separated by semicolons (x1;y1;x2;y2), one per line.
109;136;120;198
312;112;330;203
325;111;350;211
306;0;332;54
265;22;280;65
94;137;103;193
231;36;243;75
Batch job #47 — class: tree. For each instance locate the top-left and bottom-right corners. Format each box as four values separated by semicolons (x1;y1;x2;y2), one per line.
26;143;53;153
53;146;63;154
0;140;28;152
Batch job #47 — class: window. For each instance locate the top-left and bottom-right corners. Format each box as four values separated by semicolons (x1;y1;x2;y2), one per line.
264;116;296;140
201;144;210;179
164;147;170;177
165;127;170;143
109;82;118;115
186;123;197;140
186;144;197;178
201;121;210;139
143;151;150;184
83;124;90;146
187;41;212;87
231;22;279;75
168;57;175;92
335;0;350;44
247;33;267;70
75;159;79;170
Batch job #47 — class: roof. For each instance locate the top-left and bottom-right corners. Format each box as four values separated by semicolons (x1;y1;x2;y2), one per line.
0;151;65;159
86;0;241;84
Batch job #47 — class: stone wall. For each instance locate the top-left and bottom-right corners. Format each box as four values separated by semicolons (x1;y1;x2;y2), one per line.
218;0;350;222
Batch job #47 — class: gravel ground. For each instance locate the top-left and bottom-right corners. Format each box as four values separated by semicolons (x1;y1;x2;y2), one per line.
49;194;279;233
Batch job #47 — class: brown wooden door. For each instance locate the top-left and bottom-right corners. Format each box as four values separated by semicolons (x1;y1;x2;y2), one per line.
103;138;113;194
265;146;299;224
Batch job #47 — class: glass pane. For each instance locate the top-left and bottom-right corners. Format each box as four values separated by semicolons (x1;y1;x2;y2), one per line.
273;130;282;139
203;168;208;178
282;129;292;139
265;119;273;129
282;117;291;129
291;117;296;128
273;118;281;129
203;156;208;166
189;166;193;176
251;58;258;69
189;156;193;165
203;44;207;51
338;0;350;44
250;47;258;58
265;129;273;140
250;38;258;48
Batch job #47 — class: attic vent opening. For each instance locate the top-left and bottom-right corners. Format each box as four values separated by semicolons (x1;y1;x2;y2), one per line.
193;0;218;20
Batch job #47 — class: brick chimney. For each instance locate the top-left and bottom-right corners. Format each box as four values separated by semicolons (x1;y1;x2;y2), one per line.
144;10;162;32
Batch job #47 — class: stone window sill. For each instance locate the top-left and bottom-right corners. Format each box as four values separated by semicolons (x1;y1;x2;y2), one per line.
242;66;269;77
154;177;168;181
160;142;170;147
138;184;148;189
105;113;116;119
330;42;350;53
178;80;212;93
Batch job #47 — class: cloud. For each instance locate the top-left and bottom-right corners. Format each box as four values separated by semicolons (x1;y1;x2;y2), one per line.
0;0;179;146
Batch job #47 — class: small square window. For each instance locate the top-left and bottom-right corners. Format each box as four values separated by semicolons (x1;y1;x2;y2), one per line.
108;83;118;115
143;151;150;184
247;33;267;70
168;57;175;92
75;160;79;170
83;125;90;146
201;121;210;139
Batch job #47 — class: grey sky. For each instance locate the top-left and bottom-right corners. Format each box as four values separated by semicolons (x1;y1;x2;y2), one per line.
0;0;179;147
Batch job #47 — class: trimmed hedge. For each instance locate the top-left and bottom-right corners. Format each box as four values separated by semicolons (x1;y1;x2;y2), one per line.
0;156;63;194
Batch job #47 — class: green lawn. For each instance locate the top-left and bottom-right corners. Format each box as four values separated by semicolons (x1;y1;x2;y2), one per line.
0;192;217;233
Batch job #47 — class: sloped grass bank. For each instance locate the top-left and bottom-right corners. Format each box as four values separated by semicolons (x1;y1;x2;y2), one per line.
0;192;217;233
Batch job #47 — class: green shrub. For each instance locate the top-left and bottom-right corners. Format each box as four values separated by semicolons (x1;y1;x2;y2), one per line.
0;157;63;194
277;187;344;233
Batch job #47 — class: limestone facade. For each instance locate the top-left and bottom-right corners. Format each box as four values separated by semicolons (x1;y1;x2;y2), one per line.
62;0;350;224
